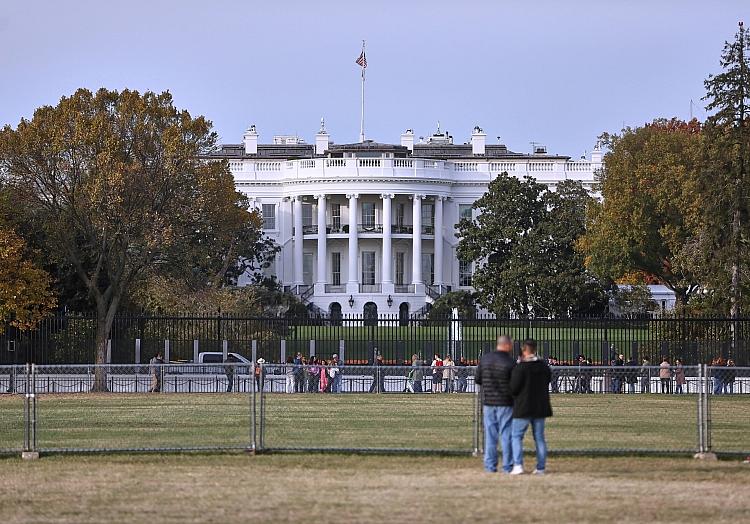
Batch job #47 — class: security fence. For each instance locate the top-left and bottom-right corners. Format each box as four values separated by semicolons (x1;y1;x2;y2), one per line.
4;313;750;366
1;364;748;457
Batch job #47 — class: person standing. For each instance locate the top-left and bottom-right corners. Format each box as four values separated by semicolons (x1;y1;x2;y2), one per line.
224;354;237;393
255;358;266;392
640;358;652;393
674;359;686;394
724;359;737;394
456;356;469;393
148;352;164;393
443;355;456;393
330;353;342;393
659;357;671;394
285;356;295;394
411;354;424;393
431;353;444;393
475;335;515;474
293;353;304;393
625;356;638;394
509;339;553;475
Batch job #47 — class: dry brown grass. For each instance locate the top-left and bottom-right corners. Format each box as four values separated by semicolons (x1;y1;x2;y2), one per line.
1;454;749;523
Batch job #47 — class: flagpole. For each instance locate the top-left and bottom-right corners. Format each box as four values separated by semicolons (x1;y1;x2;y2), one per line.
359;40;366;143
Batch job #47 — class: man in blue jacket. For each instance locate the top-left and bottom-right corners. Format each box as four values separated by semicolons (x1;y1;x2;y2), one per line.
509;339;553;475
475;335;515;473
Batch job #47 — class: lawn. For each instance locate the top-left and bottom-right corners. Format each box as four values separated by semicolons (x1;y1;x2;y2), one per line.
1;393;747;454
1;454;749;523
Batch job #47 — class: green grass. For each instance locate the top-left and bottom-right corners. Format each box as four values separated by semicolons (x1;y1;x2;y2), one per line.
1;393;747;454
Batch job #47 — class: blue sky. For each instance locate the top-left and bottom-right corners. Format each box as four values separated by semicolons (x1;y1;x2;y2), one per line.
0;0;745;156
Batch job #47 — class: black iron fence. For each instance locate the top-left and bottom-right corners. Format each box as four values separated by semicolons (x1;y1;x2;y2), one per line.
3;313;750;366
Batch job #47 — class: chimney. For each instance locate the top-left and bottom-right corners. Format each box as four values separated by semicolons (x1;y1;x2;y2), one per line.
471;125;486;155
315;117;330;155
591;140;603;165
243;124;258;155
400;129;415;152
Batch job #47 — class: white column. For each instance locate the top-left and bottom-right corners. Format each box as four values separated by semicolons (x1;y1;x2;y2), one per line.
315;194;327;294
293;196;303;286
412;194;423;289
381;194;394;295
347;193;359;294
434;196;444;287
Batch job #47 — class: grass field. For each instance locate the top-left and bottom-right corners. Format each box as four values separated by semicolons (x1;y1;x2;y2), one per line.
1;454;749;523
1;393;748;453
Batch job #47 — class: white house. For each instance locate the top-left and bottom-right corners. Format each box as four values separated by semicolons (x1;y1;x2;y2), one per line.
206;122;602;318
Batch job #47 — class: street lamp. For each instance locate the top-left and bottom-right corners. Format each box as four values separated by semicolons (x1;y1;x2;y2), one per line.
348;295;355;308
386;295;393;308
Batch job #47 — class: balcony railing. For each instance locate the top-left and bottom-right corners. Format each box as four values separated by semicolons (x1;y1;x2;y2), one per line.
392;225;413;234
327;224;348;234
358;223;383;233
394;284;416;294
325;284;346;293
421;225;434;235
302;225;318;235
359;284;381;293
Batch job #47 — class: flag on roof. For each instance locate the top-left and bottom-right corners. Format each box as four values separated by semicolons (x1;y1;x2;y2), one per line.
356;49;367;68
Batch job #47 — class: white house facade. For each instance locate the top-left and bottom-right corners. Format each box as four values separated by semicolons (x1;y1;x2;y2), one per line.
207;122;603;318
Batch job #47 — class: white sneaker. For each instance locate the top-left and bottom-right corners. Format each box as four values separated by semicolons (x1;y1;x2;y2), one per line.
510;465;525;475
533;469;545;475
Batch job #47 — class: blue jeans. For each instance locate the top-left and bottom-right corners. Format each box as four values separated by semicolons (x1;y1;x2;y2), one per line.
511;418;547;471
331;373;342;393
483;405;513;473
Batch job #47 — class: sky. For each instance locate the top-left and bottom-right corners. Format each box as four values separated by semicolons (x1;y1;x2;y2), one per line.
0;0;746;156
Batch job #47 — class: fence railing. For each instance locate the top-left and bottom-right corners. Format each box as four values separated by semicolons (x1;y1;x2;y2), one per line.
4;313;750;366
1;364;748;457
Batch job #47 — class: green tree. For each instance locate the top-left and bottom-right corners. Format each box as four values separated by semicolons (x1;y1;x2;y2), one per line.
579;119;704;307
427;290;477;320
457;174;602;317
703;22;750;319
0;88;273;389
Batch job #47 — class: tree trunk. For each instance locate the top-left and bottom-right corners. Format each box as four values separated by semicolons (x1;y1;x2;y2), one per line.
91;296;120;392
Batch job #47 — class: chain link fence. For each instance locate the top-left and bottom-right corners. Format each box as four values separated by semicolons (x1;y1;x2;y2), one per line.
1;364;747;457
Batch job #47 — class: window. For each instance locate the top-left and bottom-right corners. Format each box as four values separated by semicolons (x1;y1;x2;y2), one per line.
362;251;376;285
421;253;434;285
302;203;313;227
459;259;473;287
262;204;276;230
362;202;375;228
395;203;406;232
303;253;314;285
459;204;472;221
421;202;434;234
395;252;405;285
331;203;341;230
331;252;341;286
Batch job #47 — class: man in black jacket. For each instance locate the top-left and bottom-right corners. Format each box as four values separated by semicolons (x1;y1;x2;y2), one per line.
475;335;515;473
509;339;553;475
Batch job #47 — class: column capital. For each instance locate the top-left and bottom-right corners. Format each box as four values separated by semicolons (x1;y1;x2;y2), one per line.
314;194;326;200
434;195;448;201
346;193;359;199
409;194;426;201
379;193;395;200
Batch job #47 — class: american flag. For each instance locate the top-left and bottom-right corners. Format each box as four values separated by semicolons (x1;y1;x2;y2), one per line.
356;49;367;68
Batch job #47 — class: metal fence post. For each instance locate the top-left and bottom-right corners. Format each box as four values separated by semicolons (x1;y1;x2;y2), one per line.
31;364;37;452
696;364;704;453
193;340;199;364
704;364;712;452
259;362;265;451
135;338;141;365
472;383;480;456
23;363;30;452
250;367;256;454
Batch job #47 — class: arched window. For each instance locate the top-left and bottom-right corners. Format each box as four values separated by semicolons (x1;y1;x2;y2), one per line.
329;302;342;326
399;302;410;326
363;302;378;326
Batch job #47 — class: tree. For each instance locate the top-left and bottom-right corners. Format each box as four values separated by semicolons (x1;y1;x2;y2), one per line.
0;226;56;333
427;290;477;320
457;174;603;317
703;21;750;320
0;88;272;389
579;120;704;307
